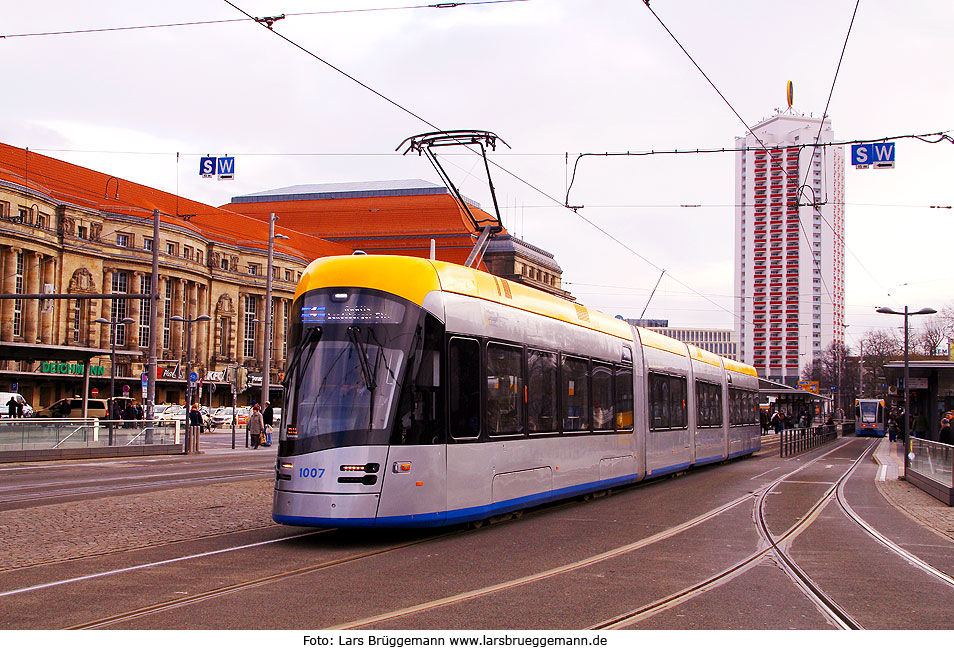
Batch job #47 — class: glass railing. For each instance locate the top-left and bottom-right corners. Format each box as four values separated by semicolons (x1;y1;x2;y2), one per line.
907;438;954;488
0;419;181;451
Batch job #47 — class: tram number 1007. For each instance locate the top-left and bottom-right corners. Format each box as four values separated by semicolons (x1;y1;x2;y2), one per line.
299;468;325;478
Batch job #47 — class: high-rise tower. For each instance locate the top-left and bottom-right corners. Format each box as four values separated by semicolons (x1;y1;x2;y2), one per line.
733;113;845;385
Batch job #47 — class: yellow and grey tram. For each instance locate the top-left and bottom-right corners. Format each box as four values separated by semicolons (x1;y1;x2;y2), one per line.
273;255;760;527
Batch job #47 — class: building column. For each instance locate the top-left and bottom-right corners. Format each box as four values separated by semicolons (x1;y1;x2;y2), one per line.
255;293;266;364
1;247;19;342
23;252;41;343
40;256;55;345
157;274;168;354
238;292;247;361
196;283;209;372
172;279;185;359
128;271;142;350
100;267;114;349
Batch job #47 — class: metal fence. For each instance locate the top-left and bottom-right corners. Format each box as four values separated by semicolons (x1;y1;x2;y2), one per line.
779;424;839;457
0;418;181;452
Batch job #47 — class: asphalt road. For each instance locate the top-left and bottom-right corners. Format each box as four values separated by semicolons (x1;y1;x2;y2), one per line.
0;436;952;631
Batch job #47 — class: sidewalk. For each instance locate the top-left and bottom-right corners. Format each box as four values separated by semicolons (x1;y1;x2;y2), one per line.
874;437;954;543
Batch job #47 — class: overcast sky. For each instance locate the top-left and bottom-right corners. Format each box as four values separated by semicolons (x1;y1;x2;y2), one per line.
3;0;952;348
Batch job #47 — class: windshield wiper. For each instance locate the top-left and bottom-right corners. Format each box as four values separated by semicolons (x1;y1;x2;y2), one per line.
283;327;321;389
347;326;376;392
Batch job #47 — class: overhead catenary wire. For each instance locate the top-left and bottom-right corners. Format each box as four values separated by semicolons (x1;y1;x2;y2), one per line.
0;1;530;39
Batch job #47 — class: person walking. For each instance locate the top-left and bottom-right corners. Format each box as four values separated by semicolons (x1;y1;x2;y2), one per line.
7;394;19;418
188;403;203;453
262;401;273;447
248;403;265;450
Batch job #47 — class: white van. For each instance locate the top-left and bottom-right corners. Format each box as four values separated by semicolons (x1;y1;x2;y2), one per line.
0;392;33;417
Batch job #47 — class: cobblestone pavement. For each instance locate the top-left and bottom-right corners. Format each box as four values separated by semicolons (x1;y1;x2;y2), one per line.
1;439;951;572
0;477;275;571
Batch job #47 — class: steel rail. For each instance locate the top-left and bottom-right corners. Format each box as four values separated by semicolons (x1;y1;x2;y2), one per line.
835;449;954;590
67;530;462;630
590;439;868;630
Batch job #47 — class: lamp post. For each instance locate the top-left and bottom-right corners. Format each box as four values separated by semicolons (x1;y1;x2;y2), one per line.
94;316;135;445
876;305;937;442
261;214;289;410
171;313;211;453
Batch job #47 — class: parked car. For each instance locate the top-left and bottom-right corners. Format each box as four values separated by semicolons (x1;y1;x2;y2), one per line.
0;392;33;417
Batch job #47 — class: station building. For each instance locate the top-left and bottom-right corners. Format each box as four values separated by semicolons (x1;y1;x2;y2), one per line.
0;143;349;410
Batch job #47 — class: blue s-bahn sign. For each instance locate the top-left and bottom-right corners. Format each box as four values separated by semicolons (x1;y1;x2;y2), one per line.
199;156;235;180
851;142;895;169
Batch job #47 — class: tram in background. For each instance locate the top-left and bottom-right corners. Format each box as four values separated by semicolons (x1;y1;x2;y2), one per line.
272;255;761;528
855;398;887;437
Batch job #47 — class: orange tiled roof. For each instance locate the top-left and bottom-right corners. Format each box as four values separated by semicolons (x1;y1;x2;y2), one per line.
0;143;352;260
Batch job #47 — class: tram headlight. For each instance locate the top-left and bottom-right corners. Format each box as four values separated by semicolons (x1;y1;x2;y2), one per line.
340;463;380;473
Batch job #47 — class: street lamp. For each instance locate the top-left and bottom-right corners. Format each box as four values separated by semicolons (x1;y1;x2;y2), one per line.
171;313;211;453
94;315;135;445
876;305;937;441
262;213;290;410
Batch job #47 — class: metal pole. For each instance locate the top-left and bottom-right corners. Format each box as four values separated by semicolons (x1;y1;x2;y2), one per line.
147;209;160;443
185;317;193;453
904;306;910;443
262;213;276;409
109;325;116;446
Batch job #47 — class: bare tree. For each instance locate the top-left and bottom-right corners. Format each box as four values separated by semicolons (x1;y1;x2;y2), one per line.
802;342;858;412
859;329;902;396
913;316;948;357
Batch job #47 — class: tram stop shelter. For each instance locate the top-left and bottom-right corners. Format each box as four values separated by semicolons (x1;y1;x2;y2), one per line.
883;360;954;441
759;378;830;427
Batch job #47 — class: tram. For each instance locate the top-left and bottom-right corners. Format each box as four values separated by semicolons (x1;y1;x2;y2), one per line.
272;255;760;528
854;398;887;437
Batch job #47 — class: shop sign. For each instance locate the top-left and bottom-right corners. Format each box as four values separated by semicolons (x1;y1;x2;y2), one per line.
162;366;183;379
248;372;263;387
206;371;226;382
42;362;105;376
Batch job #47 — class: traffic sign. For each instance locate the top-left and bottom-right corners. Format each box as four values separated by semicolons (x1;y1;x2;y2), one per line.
189;371;198;386
199;156;216;178
851;142;895;169
91;387;99;397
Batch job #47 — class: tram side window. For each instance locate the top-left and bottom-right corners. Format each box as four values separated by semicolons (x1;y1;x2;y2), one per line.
391;316;444;446
729;389;757;426
695;382;723;427
670;376;687;429
528;350;558;434
563;356;589;431
448;337;481;439
591;364;615;431
649;373;670;429
615;366;634;431
650;373;687;430
487;343;524;436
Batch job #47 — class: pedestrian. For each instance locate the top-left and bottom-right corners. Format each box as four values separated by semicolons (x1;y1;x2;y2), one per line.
939;418;954;446
248;403;264;449
188;403;203;453
262;401;273;447
887;416;898;442
15;397;24;418
771;410;782;435
6;395;18;418
123;401;137;428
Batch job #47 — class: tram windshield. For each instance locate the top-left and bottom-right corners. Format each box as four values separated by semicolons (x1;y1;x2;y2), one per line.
281;290;418;454
858;401;880;424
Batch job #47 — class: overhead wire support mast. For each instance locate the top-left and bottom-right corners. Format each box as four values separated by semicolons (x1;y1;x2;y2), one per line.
398;130;509;268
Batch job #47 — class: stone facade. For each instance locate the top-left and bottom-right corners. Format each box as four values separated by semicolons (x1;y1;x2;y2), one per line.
0;182;307;409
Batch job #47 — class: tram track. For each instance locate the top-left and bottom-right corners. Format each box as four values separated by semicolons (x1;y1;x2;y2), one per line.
0;435;853;631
